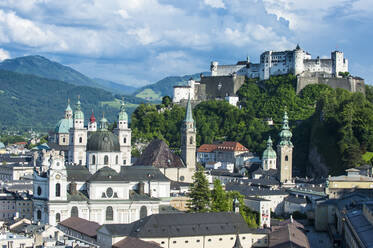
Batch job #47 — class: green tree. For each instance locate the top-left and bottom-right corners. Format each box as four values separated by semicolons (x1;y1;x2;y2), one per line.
187;165;211;213
210;179;230;212
162;96;172;107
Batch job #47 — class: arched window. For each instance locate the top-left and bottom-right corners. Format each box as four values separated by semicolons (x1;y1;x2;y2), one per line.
106;206;113;221
55;183;61;197
37;186;42;196
56;213;61;223
190;136;193;145
123;137;127;144
285;155;288;161
92;155;96;165
140;206;147;219
37;210;42;220
71;206;79;217
116;155;118;165
104;155;109;165
79;137;83;143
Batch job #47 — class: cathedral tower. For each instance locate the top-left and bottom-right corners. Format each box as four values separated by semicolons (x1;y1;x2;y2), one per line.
65;99;73;119
277;109;293;183
114;100;131;166
181;96;196;169
68;97;87;165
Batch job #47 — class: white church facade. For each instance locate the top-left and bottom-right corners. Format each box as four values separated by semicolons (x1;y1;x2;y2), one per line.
33;98;171;226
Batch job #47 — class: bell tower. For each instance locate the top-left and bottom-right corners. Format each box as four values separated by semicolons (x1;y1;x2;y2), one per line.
68;96;87;165
181;95;196;169
114;100;131;166
277;109;293;184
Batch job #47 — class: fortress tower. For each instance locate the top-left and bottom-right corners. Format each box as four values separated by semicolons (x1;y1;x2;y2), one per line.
293;44;305;76
332;51;348;77
277;110;293;184
181;96;196;170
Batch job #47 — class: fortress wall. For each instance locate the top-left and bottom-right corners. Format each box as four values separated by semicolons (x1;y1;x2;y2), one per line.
200;75;245;99
304;60;332;74
297;76;365;94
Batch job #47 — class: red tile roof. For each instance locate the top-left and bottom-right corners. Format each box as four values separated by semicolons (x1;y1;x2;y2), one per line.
58;217;100;237
113;237;161;248
216;142;249;152
197;144;218;153
198;142;249;153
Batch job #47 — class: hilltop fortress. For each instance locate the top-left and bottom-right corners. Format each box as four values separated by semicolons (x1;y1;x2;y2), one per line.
173;45;365;104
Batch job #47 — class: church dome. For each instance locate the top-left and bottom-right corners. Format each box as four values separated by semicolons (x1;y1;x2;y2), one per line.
262;137;276;159
87;131;120;152
55;118;73;134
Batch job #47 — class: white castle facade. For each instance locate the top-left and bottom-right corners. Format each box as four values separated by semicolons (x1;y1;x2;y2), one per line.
211;45;348;80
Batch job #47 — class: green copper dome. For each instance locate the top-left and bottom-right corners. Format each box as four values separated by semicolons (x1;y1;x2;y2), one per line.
73;99;84;120
55;118;73;134
118;101;128;121
262;136;277;159
87;131;120;152
279;110;293;146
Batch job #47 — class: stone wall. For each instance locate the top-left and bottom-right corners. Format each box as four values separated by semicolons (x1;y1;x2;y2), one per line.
296;76;365;94
199;75;245;99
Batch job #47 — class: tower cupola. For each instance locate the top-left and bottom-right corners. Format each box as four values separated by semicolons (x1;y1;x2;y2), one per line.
100;114;108;131
65;99;73;119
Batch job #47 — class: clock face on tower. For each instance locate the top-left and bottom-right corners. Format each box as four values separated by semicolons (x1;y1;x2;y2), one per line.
55;174;61;180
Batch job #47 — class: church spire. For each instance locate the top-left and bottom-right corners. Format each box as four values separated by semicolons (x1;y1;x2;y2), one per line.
100;113;108;131
118;98;128;122
73;96;84;120
184;94;194;123
65;98;73;119
279;108;293;147
232;233;243;248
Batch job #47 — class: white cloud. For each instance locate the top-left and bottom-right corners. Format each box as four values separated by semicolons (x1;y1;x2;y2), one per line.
0;48;10;61
204;0;225;9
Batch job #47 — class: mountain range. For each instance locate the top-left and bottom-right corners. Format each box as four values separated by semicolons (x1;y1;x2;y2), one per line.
0;55;205;131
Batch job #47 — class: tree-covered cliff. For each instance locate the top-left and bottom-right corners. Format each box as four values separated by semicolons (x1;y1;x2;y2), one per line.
131;74;373;176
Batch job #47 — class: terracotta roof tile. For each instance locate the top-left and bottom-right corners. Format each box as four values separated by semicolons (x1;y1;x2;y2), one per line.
197;144;218;153
58;217;100;237
216;142;249;152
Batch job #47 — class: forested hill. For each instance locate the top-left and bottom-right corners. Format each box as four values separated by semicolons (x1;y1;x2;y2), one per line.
131;74;373;176
0;55;137;95
0;70;137;131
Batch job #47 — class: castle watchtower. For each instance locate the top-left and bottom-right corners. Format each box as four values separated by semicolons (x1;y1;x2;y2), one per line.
332;51;348;77
293;44;305;76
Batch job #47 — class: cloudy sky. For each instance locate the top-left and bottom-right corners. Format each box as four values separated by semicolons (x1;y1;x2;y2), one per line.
0;0;373;86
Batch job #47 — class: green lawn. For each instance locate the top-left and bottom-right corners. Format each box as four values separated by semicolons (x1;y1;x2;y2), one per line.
100;99;138;109
135;88;162;101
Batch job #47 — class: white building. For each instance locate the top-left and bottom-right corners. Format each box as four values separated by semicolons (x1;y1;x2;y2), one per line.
245;197;271;228
33;149;171;226
205;161;234;173
211;45;348;80
173;79;199;103
0;232;34;248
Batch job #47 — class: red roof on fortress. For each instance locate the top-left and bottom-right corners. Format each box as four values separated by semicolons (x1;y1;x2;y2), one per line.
198;142;248;153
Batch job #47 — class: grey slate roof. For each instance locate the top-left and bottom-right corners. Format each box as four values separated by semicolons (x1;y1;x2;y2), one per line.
134;139;185;168
66;165;92;182
346;209;373;248
226;183;288;197
284;195;307;205
269;222;310;248
88;166;170;182
101;212;251;238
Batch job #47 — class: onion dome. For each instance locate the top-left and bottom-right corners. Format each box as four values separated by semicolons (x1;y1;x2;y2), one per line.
90;110;96;123
279;110;293;147
73;98;84;120
262;136;277;159
118;100;128;121
87;131;120;152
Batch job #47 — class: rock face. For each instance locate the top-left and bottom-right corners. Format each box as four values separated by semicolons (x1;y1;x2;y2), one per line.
308;146;329;177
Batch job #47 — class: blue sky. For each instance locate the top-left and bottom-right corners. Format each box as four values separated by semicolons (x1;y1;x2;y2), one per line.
0;0;372;87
